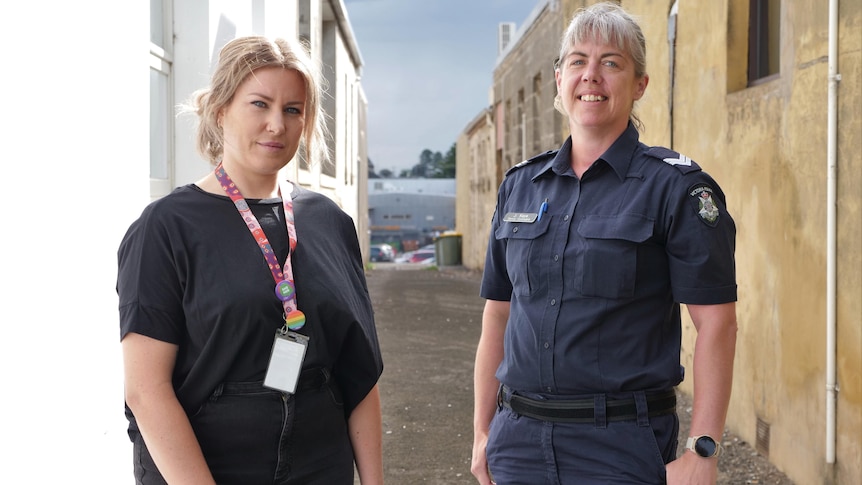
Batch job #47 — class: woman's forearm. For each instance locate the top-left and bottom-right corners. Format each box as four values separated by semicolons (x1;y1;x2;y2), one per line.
349;384;384;485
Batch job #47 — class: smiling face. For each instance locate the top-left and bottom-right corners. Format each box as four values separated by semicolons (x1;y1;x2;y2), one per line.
218;66;307;179
555;37;648;136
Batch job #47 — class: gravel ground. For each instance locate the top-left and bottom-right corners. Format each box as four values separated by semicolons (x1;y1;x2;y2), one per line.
364;265;795;484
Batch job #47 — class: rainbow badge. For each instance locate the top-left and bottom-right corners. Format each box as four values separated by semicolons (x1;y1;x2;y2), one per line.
285;310;306;331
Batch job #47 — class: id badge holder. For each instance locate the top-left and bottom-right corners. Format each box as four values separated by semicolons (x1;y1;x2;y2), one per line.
263;331;309;394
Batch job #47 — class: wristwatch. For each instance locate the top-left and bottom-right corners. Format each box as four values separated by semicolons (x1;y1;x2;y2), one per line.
685;435;722;458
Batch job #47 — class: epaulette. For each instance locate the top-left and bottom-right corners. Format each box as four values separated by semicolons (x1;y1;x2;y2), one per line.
645;146;702;174
505;149;556;176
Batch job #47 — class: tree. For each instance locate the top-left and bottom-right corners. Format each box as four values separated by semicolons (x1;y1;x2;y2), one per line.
368;157;380;178
436;143;456;178
406;144;456;178
410;149;435;177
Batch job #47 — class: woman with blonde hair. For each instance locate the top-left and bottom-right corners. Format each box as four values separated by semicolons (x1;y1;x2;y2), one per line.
118;36;383;484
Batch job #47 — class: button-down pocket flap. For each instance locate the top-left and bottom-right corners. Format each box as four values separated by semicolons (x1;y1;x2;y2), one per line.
495;216;552;240
577;214;654;242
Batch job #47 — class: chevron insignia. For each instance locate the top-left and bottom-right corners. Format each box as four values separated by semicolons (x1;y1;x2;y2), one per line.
663;155;693;166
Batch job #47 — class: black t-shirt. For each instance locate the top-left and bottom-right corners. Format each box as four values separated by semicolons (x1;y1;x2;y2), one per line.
117;184;382;421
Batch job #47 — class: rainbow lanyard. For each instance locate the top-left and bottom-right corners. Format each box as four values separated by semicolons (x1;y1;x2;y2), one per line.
215;163;306;331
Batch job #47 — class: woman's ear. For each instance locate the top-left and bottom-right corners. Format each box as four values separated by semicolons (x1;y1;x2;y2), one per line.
634;74;649;101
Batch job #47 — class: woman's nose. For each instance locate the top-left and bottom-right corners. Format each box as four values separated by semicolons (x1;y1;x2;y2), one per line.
582;64;600;84
267;112;284;134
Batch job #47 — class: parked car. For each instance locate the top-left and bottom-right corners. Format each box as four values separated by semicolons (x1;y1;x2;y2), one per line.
393;251;412;264
370;243;395;262
408;245;436;264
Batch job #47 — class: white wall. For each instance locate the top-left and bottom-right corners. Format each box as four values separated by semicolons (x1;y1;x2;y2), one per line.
0;1;149;482
0;1;364;479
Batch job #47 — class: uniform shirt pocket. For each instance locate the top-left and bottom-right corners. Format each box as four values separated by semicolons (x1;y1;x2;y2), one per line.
495;217;552;296
577;214;654;299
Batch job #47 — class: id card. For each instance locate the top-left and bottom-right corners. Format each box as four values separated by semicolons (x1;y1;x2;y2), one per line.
263;331;309;394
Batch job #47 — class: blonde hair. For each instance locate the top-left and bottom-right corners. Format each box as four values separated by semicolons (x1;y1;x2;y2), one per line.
182;36;330;166
554;2;648;130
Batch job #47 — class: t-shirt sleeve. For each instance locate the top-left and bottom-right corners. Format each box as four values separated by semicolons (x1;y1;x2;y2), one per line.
480;184;514;301
117;204;185;343
301;199;383;415
666;172;738;305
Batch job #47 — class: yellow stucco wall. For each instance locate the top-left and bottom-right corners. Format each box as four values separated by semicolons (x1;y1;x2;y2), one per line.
625;0;862;483
459;0;860;483
456;112;498;270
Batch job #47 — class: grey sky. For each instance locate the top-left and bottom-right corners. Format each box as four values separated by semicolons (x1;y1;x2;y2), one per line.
342;0;539;174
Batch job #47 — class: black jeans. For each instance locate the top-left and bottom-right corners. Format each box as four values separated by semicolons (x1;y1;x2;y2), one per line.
132;372;354;484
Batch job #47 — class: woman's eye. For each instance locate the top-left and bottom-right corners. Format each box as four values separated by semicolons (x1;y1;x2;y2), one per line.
285;107;301;115
604;60;619;68
252;100;266;108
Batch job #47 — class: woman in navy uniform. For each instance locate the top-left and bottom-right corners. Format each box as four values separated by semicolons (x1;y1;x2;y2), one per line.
471;3;737;484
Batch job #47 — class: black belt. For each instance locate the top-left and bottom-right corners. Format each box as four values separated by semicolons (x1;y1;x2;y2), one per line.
215;368;330;397
500;386;676;423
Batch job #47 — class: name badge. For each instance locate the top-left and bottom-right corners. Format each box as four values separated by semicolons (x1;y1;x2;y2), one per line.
263;331;309;394
502;212;538;223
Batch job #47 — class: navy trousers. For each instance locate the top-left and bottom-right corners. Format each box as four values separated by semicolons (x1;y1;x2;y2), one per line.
487;389;679;485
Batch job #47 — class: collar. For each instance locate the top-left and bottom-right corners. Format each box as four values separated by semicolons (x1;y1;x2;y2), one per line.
599;122;640;181
532;137;574;181
532;122;640;182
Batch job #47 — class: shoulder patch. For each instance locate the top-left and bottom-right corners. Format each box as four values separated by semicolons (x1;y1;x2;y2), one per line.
645;146;701;174
689;183;720;226
505;149;556;176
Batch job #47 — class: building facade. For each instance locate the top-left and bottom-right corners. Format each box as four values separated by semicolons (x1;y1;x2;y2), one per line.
456;108;497;269
457;0;862;483
152;0;369;257
456;0;567;269
368;178;456;252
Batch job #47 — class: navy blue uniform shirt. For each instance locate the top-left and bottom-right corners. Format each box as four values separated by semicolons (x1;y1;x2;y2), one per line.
480;123;736;395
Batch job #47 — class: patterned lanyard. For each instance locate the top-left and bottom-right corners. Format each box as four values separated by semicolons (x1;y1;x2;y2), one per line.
215;163;306;331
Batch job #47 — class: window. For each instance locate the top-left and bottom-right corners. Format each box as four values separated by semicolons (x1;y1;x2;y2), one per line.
532;72;542;154
150;0;173;199
748;0;780;84
517;88;524;162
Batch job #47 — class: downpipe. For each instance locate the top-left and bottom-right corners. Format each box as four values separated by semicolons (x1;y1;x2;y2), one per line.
825;0;840;466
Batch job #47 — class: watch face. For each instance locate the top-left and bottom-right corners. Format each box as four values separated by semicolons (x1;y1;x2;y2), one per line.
694;436;717;457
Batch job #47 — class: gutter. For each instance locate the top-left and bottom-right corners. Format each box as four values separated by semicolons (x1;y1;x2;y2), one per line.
331;0;364;72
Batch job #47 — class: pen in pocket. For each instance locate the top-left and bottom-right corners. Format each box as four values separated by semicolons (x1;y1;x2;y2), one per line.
537;198;549;222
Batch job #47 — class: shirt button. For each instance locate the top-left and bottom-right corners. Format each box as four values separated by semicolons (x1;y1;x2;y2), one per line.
553;254;559;262
512;227;519;233
563;215;569;221
543;342;550;349
546;387;552;392
550;299;556;306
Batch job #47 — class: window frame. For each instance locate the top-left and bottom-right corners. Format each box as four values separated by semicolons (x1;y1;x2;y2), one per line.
149;0;174;199
747;0;780;86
